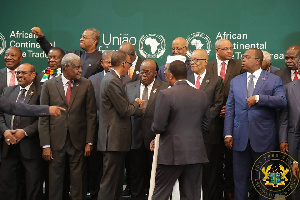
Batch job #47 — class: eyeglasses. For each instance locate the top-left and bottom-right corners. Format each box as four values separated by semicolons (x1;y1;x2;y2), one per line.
171;46;186;51
218;47;233;51
81;35;92;40
16;71;33;75
190;58;206;63
48;56;61;60
125;61;133;66
140;70;153;75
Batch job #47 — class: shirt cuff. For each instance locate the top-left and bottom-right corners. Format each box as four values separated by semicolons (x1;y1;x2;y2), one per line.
225;135;232;138
255;95;259;103
43;145;50;148
24;131;28;137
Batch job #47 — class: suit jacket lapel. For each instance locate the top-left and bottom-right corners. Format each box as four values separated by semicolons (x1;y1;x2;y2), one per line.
187;75;195;84
23;84;36;104
224;60;234;86
200;73;210;91
292;81;300;107
253;70;267;95
240;73;247;99
69;79;80;107
145;80;160;113
55;76;68;106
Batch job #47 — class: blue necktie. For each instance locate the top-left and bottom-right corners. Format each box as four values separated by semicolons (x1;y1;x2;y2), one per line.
247;74;254;98
13;89;26;129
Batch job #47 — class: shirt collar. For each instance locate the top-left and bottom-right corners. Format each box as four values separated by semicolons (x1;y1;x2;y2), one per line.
194;69;206;79
247;68;262;78
20;82;33;91
217;58;229;66
61;73;72;85
110;68;121;78
141;78;155;88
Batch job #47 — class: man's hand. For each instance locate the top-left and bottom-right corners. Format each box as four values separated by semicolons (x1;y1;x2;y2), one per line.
31;27;44;38
247;96;256;107
84;144;93;157
3;130;17;145
42;147;53;161
150;139;155;151
135;98;145;110
220;105;226;117
49;106;66;117
224;137;233;149
292;163;299;179
14;129;26;143
280;142;289;153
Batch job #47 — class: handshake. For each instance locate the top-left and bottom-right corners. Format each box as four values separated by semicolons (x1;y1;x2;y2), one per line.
135;98;145;109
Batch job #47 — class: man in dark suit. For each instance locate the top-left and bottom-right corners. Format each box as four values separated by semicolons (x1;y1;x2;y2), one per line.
31;27;103;78
157;37;193;82
262;50;280;74
0;47;23;93
188;49;224;200
119;42;145;82
206;39;244;200
97;51;143;200
125;59;168;199
0;63;43;200
36;47;65;86
275;45;300;85
151;60;210;200
39;53;97;200
224;48;286;200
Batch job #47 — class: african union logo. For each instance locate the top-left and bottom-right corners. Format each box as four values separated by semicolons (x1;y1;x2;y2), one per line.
0;33;6;56
139;34;166;58
251;151;299;199
186;32;211;58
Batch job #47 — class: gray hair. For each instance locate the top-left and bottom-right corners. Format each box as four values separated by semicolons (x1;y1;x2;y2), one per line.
86;28;100;46
262;50;272;66
102;50;114;60
215;39;229;48
61;53;81;69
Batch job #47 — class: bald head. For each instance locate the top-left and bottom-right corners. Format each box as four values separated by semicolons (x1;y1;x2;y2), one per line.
119;42;136;62
140;59;158;86
4;47;23;70
190;49;208;75
193;49;208;60
285;45;300;70
172;37;188;56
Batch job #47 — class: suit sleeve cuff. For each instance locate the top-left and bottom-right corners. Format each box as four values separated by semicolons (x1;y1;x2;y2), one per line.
43;145;50;148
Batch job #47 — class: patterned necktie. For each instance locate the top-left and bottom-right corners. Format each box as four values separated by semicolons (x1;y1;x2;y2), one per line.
220;61;226;82
66;81;72;105
13;89;26;129
195;75;201;89
293;70;298;81
9;70;16;86
247;74;254;98
142;85;148;113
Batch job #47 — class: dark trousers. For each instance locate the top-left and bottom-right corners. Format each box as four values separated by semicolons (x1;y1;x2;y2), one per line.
0;144;43;200
87;149;103;200
152;163;203;200
202;143;223;200
128;145;153;200
98;151;126;200
48;135;86;200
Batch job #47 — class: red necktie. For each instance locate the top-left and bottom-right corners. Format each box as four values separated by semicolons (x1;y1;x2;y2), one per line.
66;81;72;105
9;70;15;86
293;70;298;81
220;61;226;82
195;75;201;89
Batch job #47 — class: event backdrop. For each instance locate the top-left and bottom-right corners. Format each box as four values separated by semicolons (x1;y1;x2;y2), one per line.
0;0;299;73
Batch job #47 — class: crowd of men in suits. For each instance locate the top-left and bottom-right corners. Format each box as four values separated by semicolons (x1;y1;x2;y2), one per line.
0;26;299;200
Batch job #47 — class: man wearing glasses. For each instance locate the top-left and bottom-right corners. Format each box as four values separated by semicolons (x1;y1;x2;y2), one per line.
206;39;244;200
188;49;224;200
125;59;168;199
31;27;103;78
157;37;194;82
224;48;286;200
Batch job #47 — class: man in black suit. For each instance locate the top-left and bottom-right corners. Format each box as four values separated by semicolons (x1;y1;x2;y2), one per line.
97;51;143;200
151;60;210;199
206;39;244;200
157;37;193;82
188;49;224;200
0;63;43;200
119;42;145;82
125;59;168;199
39;53;97;200
31;27;103;78
275;45;300;85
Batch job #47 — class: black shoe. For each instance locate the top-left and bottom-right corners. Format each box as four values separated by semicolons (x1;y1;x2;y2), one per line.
122;186;131;197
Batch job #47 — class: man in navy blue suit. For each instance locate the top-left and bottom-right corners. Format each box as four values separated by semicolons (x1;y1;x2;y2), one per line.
224;48;287;199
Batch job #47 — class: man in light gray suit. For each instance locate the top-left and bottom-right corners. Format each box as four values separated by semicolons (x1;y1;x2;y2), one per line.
39;53;97;200
151;60;210;200
125;59;168;199
97;51;143;200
